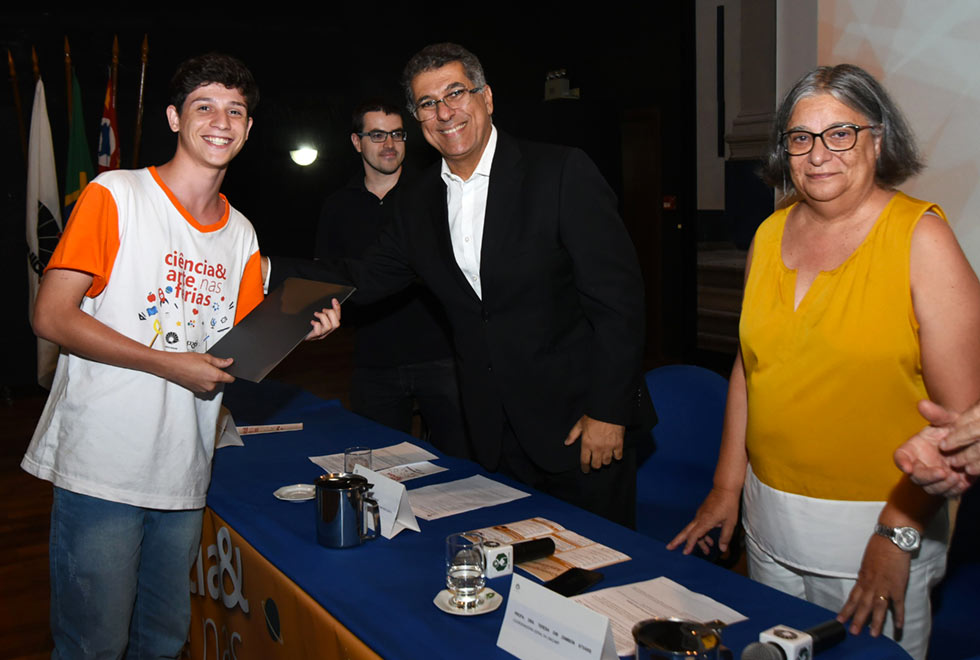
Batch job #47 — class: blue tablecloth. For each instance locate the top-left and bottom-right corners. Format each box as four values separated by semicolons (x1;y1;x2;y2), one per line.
214;379;909;659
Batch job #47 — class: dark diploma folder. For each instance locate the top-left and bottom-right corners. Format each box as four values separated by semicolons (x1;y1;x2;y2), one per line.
207;277;354;382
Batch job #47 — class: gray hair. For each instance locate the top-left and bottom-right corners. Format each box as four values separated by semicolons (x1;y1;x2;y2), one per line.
401;43;488;115
760;64;923;193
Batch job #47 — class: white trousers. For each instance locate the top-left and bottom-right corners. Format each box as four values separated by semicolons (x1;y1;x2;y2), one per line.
746;533;945;660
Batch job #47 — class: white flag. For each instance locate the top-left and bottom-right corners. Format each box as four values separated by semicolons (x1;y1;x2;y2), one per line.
26;79;64;389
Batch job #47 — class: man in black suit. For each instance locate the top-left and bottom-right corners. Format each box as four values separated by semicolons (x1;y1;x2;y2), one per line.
344;43;655;527
274;43;654;526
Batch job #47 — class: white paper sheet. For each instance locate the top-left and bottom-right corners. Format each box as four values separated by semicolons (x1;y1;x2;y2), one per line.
408;475;530;520
377;462;447;482
309;441;439;474
572;577;747;657
469;518;631;580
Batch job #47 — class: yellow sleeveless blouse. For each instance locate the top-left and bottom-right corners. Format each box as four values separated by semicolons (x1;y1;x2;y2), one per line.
741;192;939;501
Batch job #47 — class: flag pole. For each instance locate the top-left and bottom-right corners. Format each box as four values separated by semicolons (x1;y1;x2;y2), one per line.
111;35;118;100
31;46;39;83
8;49;28;166
131;34;148;168
64;36;72;123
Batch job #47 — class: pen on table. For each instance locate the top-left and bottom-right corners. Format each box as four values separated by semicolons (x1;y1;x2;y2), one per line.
236;423;304;435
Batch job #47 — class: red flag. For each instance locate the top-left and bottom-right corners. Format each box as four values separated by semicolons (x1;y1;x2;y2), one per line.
96;75;120;172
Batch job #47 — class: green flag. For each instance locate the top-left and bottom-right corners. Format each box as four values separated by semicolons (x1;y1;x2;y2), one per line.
64;70;95;219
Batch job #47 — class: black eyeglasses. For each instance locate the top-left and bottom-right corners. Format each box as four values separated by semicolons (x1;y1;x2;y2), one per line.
412;87;485;122
781;124;877;156
357;129;407;143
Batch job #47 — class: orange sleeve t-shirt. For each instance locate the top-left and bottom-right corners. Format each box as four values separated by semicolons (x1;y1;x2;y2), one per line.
24;167;264;510
47;166;263;328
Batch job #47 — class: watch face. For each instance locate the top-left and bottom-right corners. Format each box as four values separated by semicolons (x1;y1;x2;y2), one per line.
895;527;921;551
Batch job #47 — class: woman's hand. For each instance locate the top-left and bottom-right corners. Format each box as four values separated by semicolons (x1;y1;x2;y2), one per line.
837;534;912;637
666;486;741;555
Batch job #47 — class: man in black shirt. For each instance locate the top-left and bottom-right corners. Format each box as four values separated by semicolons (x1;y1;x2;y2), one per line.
317;100;467;456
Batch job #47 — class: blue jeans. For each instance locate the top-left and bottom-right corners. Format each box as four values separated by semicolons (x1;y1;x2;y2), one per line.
49;487;203;660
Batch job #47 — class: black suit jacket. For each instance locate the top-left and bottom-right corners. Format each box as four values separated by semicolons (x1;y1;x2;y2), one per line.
330;131;656;472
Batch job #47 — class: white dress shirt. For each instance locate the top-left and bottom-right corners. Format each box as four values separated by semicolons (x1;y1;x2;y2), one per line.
441;125;498;299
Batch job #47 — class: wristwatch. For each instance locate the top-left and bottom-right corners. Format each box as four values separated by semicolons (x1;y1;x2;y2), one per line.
874;523;921;552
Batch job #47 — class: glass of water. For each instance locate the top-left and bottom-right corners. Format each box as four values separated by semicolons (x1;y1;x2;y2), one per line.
445;532;487;609
344;446;372;473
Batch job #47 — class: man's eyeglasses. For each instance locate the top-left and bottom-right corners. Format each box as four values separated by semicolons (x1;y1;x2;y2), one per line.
358;129;408;143
412;87;485;122
781;124;877;156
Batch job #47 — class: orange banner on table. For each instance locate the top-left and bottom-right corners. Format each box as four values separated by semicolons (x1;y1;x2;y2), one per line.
188;509;381;660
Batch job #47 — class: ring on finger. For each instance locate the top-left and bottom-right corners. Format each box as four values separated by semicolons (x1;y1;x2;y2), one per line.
876;595;889;602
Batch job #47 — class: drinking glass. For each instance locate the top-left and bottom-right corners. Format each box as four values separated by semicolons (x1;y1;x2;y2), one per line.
445;532;487;609
344;446;372;473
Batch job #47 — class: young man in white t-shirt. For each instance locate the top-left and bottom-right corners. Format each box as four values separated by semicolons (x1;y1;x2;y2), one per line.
22;53;340;658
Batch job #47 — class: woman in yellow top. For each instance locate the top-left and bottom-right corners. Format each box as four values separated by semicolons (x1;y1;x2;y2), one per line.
668;64;980;660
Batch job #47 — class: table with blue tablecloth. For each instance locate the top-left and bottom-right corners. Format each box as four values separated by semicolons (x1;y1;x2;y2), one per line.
188;379;909;659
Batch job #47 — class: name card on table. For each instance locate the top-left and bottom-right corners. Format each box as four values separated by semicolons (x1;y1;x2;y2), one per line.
497;574;616;660
216;407;244;448
353;464;419;539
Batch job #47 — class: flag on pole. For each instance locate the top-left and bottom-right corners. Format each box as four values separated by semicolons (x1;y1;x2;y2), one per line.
26;79;64;389
96;73;120;172
64;70;94;219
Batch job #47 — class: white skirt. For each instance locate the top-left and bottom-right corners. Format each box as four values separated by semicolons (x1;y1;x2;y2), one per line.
742;463;947;578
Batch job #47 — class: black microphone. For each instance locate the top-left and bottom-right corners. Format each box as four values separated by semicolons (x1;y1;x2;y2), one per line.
512;537;556;563
741;619;847;660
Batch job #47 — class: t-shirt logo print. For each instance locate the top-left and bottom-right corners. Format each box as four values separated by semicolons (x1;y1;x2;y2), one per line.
148;250;236;351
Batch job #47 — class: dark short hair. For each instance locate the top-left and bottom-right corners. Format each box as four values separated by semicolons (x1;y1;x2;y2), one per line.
351;99;403;134
760;63;923;193
401;43;487;114
169;53;259;115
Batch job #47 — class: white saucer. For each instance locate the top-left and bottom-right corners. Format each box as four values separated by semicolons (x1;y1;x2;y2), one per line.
433;588;502;616
273;484;315;501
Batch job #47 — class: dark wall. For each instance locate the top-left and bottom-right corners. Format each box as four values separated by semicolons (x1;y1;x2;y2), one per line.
1;6;696;387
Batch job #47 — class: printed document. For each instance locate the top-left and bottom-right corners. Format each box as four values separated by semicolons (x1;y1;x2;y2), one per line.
408;475;530;520
470;518;631;580
310;441;445;482
573;577;747;657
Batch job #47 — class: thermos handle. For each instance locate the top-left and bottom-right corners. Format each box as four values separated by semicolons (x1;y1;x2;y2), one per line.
361;496;380;541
